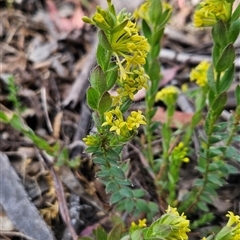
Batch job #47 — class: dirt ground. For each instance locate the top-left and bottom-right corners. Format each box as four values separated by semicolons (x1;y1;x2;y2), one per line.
0;0;240;239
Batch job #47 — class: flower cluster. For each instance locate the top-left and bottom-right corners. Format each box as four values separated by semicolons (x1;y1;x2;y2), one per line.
172;142;190;163
224;211;240;240
83;1;150;106
154;206;190;240
190;61;210;87
193;0;232;27
203;212;240;240
102;107;146;136
155;86;178;106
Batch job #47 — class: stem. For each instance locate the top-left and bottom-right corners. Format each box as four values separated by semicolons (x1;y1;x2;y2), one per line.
184;137;212;213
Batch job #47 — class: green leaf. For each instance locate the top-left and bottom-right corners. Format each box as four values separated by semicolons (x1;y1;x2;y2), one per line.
148;201;159;213
109;166;125;179
93;225;108;240
205;183;218;197
105;148;121;161
200;192;213;204
196;201;209;212
191;112;202;127
212;122;227;132
208;173;225;185
229;19;240;43
231;3;240;21
114;178;131;186
106;181;119;194
119;187;134;198
96;44;109;71
130;229;144;240
93;157;106;165
225;146;240;162
9;114;23;131
207;65;216;93
194;179;204;187
98;30;112;51
151;43;161;59
208;147;223;157
135;199;150;212
107;224;123;240
133;189;146;198
124;198;135;213
209;135;222;144
87;87;99;110
97;169;111;178
212;21;229;47
106;63;118;90
215;43;235;72
212;44;221;69
0;111;10;123
120;99;132;113
159;8;172;28
111;20;128;34
98;92;112;114
148;59;160;82
233;135;240;142
219;64;235;94
90;66;107;95
110;191;125;204
235;85;240;105
149;0;162;26
151;28;164;52
142;20;152;41
211;92;227;112
225;164;238;174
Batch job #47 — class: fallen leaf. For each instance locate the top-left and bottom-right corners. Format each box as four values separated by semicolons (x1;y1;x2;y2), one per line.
153;107;194;128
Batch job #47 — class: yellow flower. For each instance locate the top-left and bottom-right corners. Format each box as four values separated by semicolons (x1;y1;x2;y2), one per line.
138;218;147;227
193;0;231;27
122;83;137;100
181;83;188;93
155;86;178;105
102;112;113;127
190;61;210;87
110;119;126;135
226;211;240;227
126;110;146;130
130;218;147;232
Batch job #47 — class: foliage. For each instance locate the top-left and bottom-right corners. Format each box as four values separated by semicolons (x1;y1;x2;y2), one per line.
0;76;80;168
79;207;240;240
1;0;240;239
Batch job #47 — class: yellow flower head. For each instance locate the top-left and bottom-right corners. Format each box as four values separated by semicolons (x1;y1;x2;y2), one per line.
226;211;240;227
130;218;147;232
193;0;231;27
215;211;240;240
190;61;210;87
155;206;190;240
155;86;178;105
126;110;146;130
172;142;190;163
83;135;100;146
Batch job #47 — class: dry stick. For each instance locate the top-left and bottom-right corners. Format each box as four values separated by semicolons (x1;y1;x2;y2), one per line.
39;151;78;240
0;231;35;240
160;48;240;68
41;86;53;133
62;36;98;109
